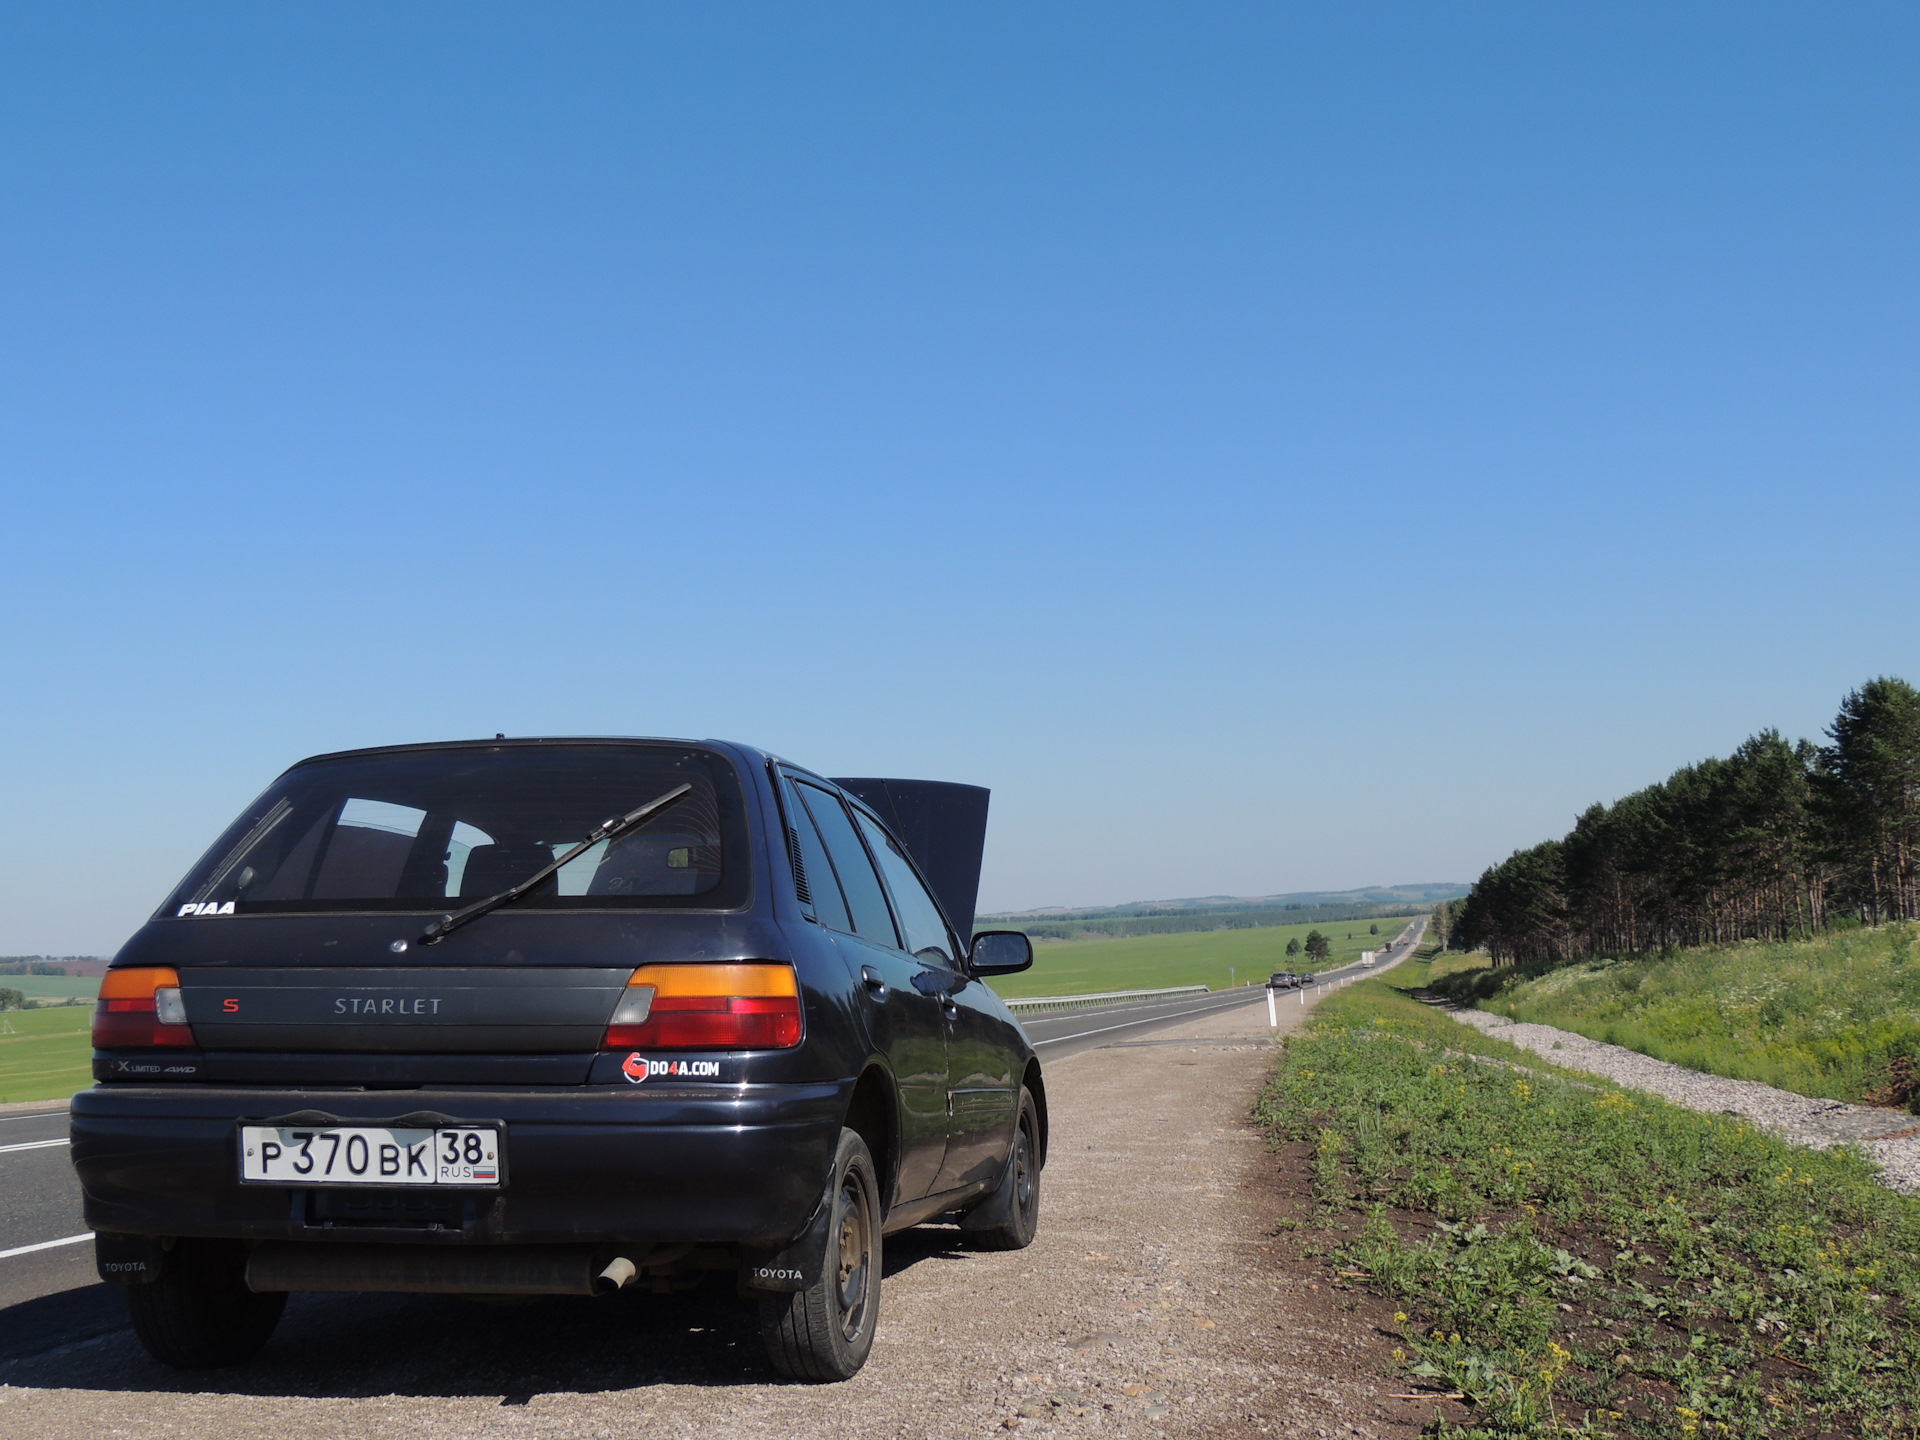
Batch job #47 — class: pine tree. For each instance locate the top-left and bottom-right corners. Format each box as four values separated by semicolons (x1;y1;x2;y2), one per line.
1820;677;1920;922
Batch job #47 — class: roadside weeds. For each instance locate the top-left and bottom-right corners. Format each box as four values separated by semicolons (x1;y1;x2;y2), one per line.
1259;965;1920;1440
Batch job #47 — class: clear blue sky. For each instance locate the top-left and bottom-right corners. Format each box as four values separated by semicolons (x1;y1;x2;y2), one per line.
3;6;1917;955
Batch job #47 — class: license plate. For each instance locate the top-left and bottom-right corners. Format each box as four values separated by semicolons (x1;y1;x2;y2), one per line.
239;1125;501;1187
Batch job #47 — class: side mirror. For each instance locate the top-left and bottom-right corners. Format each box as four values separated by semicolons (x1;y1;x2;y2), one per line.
969;930;1033;976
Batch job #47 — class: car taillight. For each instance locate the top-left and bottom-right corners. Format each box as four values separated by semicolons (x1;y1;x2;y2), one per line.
93;967;195;1049
604;963;802;1051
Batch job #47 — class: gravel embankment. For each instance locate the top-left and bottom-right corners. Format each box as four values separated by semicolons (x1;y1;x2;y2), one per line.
1446;1009;1920;1194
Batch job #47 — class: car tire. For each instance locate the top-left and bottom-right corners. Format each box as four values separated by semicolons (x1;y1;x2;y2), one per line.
126;1238;287;1369
963;1087;1041;1252
756;1127;882;1382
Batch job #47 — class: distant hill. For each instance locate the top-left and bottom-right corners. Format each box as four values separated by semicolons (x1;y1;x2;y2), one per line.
978;884;1466;942
987;884;1468;920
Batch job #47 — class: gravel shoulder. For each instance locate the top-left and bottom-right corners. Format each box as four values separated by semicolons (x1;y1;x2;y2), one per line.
1445;1007;1920;1193
0;979;1426;1439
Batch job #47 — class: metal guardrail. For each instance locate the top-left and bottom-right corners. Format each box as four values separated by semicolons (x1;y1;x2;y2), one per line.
1001;985;1210;1016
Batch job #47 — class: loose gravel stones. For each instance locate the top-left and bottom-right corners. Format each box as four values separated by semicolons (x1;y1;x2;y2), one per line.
1446;1008;1920;1194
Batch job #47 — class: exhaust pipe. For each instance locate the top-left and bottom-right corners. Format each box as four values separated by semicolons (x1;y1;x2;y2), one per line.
246;1243;641;1297
596;1255;637;1291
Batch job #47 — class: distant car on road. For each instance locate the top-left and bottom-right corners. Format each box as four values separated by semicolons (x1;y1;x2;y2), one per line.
1266;971;1304;990
72;738;1045;1382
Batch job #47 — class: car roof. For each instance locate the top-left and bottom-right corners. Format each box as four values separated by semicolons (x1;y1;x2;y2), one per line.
285;736;735;770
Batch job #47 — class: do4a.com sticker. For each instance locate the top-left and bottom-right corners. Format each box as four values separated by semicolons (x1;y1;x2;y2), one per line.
622;1054;722;1084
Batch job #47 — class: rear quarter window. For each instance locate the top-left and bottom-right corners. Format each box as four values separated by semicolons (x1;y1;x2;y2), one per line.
794;783;898;947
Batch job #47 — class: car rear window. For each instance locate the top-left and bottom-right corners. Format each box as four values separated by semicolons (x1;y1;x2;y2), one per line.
160;743;750;916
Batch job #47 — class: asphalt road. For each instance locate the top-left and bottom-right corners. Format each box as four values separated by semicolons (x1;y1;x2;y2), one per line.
1022;987;1273;1059
0;915;1428;1372
1021;913;1428;1059
1021;914;1427;1060
0;1103;114;1362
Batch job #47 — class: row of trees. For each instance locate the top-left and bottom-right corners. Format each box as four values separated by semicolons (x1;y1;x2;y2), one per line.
1444;677;1920;963
1003;902;1419;943
0;957;93;976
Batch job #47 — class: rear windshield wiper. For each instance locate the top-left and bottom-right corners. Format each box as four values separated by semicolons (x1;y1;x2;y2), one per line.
419;783;693;946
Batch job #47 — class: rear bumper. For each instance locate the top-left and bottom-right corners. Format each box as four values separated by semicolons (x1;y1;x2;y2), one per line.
71;1080;847;1248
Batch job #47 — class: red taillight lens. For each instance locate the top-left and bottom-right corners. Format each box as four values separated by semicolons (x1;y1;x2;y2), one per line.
604;964;802;1051
93;967;196;1049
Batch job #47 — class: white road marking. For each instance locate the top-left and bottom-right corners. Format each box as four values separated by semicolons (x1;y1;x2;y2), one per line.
0;1232;92;1261
0;1138;68;1155
1031;917;1427;1049
1032;992;1264;1048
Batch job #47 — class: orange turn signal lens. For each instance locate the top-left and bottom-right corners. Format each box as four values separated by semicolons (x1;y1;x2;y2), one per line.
604;963;801;1051
93;967;195;1049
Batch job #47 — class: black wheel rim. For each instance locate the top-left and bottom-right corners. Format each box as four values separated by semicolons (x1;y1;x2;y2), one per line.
1013;1115;1036;1220
833;1169;873;1342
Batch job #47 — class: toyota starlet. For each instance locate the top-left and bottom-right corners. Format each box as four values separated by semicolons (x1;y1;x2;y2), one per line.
72;738;1045;1381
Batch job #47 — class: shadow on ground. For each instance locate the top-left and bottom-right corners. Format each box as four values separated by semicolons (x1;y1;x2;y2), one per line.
0;1227;974;1400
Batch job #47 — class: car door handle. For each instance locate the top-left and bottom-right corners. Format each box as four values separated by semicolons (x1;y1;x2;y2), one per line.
860;965;887;1000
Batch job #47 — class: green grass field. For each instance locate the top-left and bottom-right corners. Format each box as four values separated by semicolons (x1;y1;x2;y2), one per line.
984;915;1417;998
1432;922;1920;1107
0;1003;93;1104
1263;954;1920;1437
0;973;101;1002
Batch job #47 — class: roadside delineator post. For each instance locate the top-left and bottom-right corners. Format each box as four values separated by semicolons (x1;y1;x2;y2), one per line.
1266;987;1277;1028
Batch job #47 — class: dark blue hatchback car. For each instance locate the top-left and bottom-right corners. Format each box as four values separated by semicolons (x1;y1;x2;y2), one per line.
72;738;1044;1381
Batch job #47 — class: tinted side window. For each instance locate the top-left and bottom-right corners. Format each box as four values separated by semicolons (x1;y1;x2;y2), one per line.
854;811;954;966
778;776;851;932
796;784;899;947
